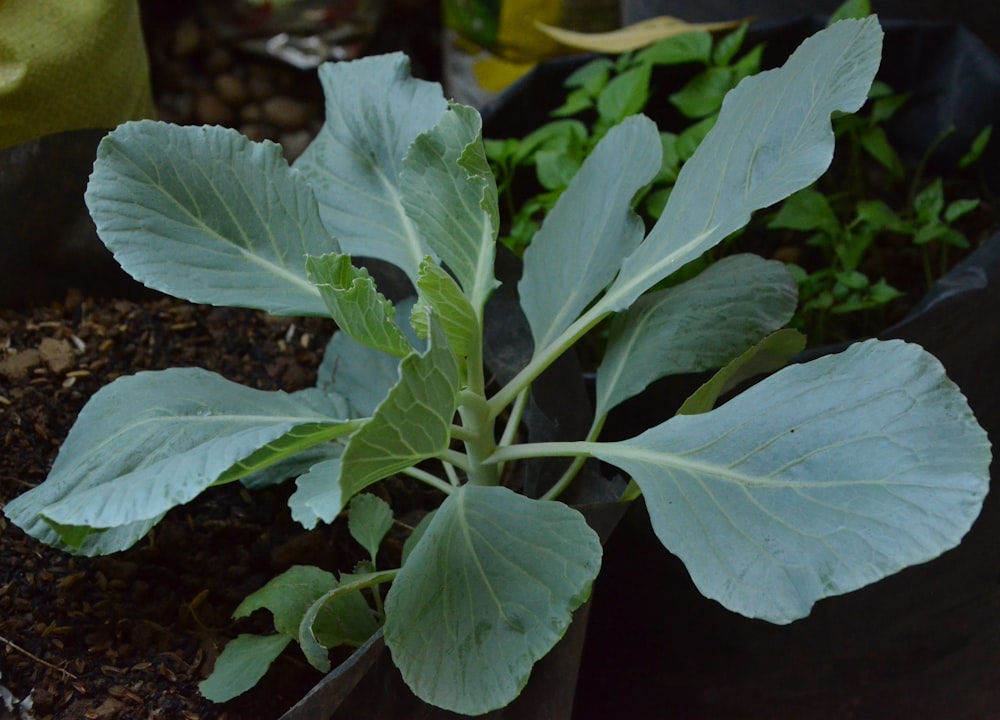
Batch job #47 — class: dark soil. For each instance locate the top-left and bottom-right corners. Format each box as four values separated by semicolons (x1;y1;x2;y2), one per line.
0;294;352;719
0;3;440;719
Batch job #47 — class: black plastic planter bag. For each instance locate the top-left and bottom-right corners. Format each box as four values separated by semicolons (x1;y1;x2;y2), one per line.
479;17;1000;719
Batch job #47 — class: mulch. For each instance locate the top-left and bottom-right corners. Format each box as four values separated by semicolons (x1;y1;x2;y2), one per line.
0;292;354;719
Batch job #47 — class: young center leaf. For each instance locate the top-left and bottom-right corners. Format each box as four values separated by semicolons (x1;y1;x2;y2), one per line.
602;17;884;311
401;104;501;314
383;485;602;714
294;53;448;282
593;340;991;623
4;369;358;555
288;319;460;525
306;253;412;358
86;121;332;317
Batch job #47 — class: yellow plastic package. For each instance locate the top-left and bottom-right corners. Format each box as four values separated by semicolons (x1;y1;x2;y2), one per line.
442;0;619;106
0;0;156;150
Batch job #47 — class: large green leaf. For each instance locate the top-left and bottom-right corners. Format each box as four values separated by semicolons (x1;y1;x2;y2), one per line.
401;104;500;312
594;340;991;623
596;254;798;417
3;368;356;555
602;17;883;311
293;53;448;282
383;485;602;714
86;121;332;316
519;115;661;349
306;253;412;358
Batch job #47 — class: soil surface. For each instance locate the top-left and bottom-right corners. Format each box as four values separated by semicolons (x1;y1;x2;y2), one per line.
1;2;439;719
0;293;340;719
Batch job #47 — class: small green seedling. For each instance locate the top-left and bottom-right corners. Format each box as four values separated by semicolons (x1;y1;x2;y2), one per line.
5;17;991;715
487;0;991;346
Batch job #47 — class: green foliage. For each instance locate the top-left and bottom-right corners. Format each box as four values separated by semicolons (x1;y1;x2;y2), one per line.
486;1;991;345
4;18;992;717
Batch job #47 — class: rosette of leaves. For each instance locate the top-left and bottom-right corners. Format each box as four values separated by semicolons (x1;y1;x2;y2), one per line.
4;17;991;715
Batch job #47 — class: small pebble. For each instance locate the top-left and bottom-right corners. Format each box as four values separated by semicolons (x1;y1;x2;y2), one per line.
204;47;234;73
262;96;315;130
215;73;248;107
246;69;276;101
240;102;263;123
194;92;235;126
172;18;201;57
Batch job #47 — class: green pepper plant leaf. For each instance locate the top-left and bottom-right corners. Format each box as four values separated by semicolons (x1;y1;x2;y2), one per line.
5;16;992;717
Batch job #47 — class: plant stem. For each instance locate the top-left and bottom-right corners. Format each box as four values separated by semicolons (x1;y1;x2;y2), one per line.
487;440;600;465
540;415;607;501
488;303;608;419
442;460;462;487
401;466;455;495
499;388;529;448
459;327;500;486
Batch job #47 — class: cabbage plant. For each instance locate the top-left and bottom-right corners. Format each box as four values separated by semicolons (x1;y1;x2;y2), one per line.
4;17;991;715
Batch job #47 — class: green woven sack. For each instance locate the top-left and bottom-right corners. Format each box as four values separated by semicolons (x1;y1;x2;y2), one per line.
0;0;156;149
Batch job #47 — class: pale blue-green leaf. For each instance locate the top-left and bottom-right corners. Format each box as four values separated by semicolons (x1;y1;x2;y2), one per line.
234;565;338;637
384;485;602;714
288;457;344;529
306;253;412;358
519;115;662;349
677;328;806;415
3;368;353;555
401;509;436;566
604;18;883;311
596;255;798;417
199;634;291;702
86;121;331;316
298;571;392;671
348;493;395;560
411;258;478;361
293;53;447;282
316;333;401;418
618;328;806;503
593;339;991;623
339;319;460;496
401;104;500;311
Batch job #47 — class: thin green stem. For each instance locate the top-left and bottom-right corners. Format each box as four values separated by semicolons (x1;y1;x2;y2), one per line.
438;448;472;472
401;466;455;495
540;415;607;501
499;388;529;448
908;126;954;206
442;460;462;487
486;440;601;465
371;582;385;621
487;301;611;419
450;424;478;443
